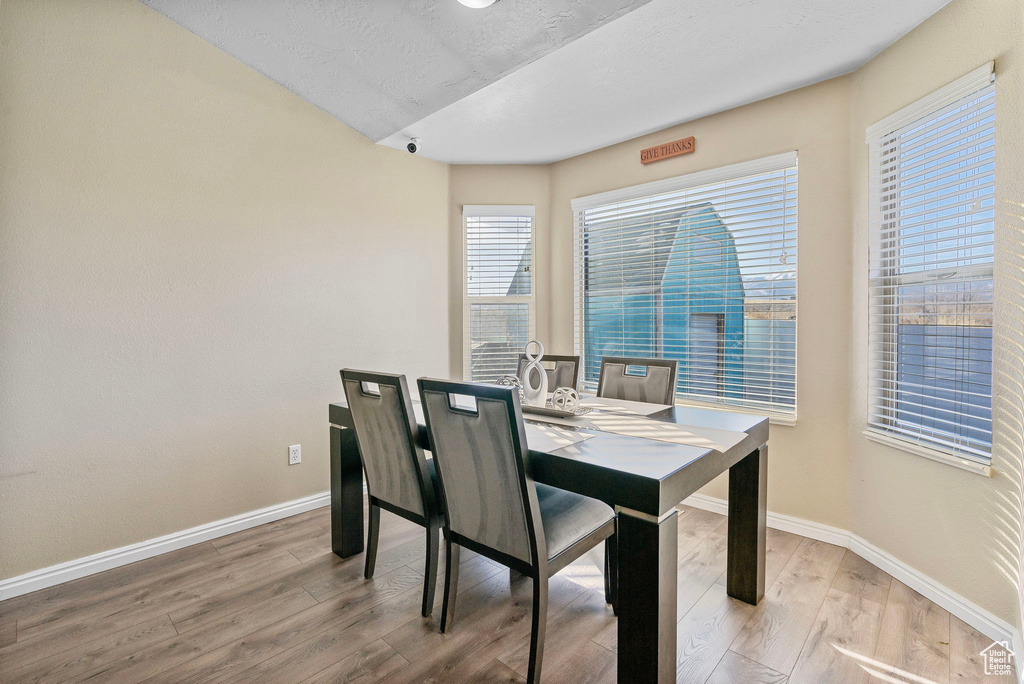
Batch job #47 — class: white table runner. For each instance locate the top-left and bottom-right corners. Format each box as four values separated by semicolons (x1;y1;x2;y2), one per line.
411;396;745;453
521;402;748;452
579;396;674;416
583;413;747;452
410;398;591;453
524;423;594;452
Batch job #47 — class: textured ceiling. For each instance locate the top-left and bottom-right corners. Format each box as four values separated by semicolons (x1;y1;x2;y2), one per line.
139;0;652;143
141;0;951;164
378;0;953;163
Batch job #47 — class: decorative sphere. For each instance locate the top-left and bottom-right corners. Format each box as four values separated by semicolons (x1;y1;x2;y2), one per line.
495;375;525;401
551;387;579;411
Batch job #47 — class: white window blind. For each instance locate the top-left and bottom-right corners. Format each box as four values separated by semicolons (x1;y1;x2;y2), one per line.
867;63;995;464
463;205;535;383
572;153;798;418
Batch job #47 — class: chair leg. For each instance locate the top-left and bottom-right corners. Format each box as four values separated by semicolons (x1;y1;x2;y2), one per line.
440;537;460;633
527;573;548;684
604;531;617;614
422;523;439;617
364;502;380;579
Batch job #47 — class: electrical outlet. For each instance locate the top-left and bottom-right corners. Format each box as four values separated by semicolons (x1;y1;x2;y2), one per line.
288;444;301;465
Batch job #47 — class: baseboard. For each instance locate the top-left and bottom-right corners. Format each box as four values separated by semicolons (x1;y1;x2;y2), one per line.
682;492;1019;649
2;486;1017;665
846;534;1017;650
682;493;850;546
0;491;331;601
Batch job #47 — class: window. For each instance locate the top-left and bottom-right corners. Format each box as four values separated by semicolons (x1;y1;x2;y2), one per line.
463;205;535;382
690;313;725;397
572;153;798;419
866;63;995;464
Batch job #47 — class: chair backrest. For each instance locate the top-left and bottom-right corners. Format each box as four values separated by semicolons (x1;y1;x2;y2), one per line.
341;369;436;520
417;379;544;567
516;354;580;391
597;357;679;405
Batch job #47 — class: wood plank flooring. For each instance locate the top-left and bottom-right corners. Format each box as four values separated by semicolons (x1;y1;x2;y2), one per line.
0;503;1012;683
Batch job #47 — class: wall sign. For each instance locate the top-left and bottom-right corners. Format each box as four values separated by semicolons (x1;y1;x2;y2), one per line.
640;136;695;164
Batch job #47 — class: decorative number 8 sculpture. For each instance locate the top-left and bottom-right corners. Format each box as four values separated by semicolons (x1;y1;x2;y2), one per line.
519;339;548;407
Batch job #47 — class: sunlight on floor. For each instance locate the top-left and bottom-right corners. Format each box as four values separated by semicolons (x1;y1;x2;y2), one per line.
560;547;607;593
833;644;939;684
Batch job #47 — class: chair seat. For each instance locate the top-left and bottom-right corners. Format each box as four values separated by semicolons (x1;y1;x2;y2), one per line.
535;483;614;561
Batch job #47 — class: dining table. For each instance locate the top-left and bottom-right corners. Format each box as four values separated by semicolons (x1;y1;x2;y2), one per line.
328;392;768;684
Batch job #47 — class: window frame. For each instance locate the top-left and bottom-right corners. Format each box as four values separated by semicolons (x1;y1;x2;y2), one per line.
571;152;799;424
462;205;537;382
865;62;995;475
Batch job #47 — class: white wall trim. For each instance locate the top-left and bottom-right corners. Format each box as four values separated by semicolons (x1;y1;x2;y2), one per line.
683;492;1019;652
0;491;330;601
570;151;798;213
462;204;536;218
864;61;994;142
862;429;992;477
683;492;850;546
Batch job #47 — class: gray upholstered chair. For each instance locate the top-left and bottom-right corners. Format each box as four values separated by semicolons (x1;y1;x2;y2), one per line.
516;353;580;391
417;379;615;684
597;356;679;405
340;369;443;618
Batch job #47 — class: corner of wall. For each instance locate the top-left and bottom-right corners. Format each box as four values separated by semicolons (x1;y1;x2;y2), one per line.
844;0;1024;629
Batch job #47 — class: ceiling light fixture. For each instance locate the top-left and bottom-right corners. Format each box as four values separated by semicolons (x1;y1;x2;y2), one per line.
456;0;498;8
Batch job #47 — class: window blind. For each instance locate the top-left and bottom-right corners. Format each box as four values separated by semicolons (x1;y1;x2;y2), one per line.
463;205;535;383
572;153;798;418
867;64;995;463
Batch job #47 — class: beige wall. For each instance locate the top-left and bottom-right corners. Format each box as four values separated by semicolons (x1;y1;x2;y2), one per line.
549;78;855;530
847;0;1024;627
0;0;450;580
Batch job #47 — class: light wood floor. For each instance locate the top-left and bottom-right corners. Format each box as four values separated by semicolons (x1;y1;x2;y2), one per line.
0;502;1013;683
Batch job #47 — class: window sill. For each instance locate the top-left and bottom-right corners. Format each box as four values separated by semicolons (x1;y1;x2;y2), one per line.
671;398;797;427
862;429;992;477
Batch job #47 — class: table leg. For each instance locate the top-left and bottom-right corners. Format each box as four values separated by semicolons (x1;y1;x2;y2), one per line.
616;508;678;684
331;425;364;558
727;444;767;604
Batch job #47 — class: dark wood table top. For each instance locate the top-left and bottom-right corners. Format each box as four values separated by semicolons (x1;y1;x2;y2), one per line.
329;399;768;518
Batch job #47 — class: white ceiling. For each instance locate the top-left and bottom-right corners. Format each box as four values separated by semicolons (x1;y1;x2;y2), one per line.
139;0;652;143
142;0;951;164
